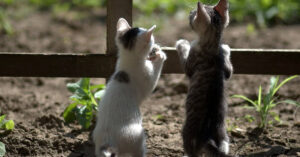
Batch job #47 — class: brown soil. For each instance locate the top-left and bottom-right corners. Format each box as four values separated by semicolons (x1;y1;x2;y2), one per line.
0;9;300;157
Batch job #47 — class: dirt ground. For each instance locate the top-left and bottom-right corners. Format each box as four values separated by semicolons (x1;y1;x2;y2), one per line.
0;9;300;157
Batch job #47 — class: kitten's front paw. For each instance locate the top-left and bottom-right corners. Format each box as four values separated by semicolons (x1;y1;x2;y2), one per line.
151;51;166;62
149;44;167;62
221;44;231;57
157;51;167;61
176;39;190;54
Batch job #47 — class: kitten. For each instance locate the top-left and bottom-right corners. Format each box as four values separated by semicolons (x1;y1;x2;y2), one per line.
175;0;233;156
92;18;166;157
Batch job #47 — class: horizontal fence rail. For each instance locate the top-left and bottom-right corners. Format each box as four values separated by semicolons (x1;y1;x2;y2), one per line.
0;48;300;77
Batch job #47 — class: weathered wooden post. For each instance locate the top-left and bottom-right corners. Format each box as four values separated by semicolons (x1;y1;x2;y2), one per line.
105;0;133;81
107;0;133;55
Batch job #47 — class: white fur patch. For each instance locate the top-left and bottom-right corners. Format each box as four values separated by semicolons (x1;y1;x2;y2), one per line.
124;123;143;137
220;140;229;154
176;39;190;59
221;44;230;56
103;150;113;157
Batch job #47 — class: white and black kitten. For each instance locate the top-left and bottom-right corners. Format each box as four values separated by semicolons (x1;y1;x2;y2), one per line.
176;0;234;156
93;18;166;157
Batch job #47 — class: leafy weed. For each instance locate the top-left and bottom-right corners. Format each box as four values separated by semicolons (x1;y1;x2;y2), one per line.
232;75;298;128
63;78;105;130
0;109;15;157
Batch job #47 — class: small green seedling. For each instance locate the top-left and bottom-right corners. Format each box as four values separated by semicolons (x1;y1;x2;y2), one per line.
152;114;165;121
63;78;105;129
0;109;15;157
226;119;238;132
244;114;255;123
233;75;298;128
0;115;14;131
0;108;14;131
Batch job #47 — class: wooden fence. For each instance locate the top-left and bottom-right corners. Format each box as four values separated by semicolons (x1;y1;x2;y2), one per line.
0;0;300;77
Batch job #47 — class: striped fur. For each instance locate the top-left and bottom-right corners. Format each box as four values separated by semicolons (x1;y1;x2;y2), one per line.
176;1;234;156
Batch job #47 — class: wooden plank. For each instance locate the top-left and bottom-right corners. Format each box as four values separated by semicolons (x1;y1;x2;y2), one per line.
163;48;300;75
0;53;116;78
0;48;300;77
231;49;300;75
107;0;132;55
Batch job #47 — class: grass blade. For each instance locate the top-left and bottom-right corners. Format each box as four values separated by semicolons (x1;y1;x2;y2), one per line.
258;85;262;107
273;75;298;96
232;95;258;108
269;76;278;96
281;99;300;107
90;84;105;91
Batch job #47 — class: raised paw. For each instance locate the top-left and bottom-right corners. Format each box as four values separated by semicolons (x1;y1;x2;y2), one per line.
221;44;231;58
153;50;167;62
152;44;161;52
148;44;167;62
176;39;190;54
158;50;167;61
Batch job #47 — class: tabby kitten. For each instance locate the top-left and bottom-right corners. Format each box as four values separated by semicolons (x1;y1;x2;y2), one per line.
175;0;233;156
92;18;166;157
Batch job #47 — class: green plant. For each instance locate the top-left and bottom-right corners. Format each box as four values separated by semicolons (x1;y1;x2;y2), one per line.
244;114;255;123
0;108;14;131
232;75;298;128
134;0;300;27
0;0;15;6
133;0;217;16
63;78;105;129
29;0;103;11
230;0;300;27
0;9;13;35
152;114;165;121
0;0;15;35
0;115;14;131
226;119;238;132
0;110;15;157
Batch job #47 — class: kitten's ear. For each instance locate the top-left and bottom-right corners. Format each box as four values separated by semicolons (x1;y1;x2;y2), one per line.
144;25;156;42
214;0;229;27
196;2;210;24
117;18;131;33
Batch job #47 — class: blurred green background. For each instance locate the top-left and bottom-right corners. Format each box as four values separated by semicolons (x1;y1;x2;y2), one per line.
0;0;300;34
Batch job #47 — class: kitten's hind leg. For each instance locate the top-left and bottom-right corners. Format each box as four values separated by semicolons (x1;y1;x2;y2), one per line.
221;44;233;80
203;140;233;157
219;129;230;155
220;139;230;155
176;39;190;68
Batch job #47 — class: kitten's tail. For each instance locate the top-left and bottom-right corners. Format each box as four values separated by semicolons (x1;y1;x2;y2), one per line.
99;144;118;157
